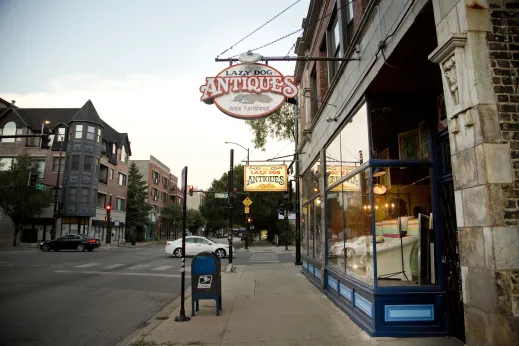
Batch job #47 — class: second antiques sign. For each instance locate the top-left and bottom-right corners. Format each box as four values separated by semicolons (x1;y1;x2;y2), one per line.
199;63;298;119
244;165;287;192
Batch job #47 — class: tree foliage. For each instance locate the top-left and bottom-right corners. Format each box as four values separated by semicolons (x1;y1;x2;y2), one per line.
244;103;295;150
126;162;151;236
0;156;50;246
162;202;183;239
187;208;206;234
200;165;286;237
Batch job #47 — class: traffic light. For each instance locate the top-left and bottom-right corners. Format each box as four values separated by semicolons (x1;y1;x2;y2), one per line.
28;171;38;186
246;216;252;224
105;205;111;221
279;204;285;216
56;201;64;215
40;134;51;149
189;185;194;196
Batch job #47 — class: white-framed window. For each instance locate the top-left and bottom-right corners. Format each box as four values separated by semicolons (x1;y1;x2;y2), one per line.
52;157;65;172
30;158;46;179
152;170;159;184
56;127;66;141
110;168;114;180
118;172;127;186
112;143;116;154
1;122;17;142
0;157;14;171
75;124;83;139
120;145;127;163
116;198;125;211
86;126;95;140
97;128;102;143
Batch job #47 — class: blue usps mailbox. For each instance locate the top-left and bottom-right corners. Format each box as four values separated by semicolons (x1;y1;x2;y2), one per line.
191;251;222;316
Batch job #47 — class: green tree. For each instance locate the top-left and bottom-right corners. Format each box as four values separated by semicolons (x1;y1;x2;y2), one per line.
162;202;183;239
187;208;206;235
0;156;49;246
245;103;295;150
200;165;285;239
125;161;151;242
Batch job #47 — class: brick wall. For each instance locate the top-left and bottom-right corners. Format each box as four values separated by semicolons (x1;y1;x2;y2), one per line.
488;0;519;225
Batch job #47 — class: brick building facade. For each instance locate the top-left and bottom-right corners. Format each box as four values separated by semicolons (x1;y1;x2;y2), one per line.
131;155;182;240
294;0;518;344
0;100;131;246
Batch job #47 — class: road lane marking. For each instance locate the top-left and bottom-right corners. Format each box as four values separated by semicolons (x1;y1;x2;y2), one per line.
153;265;174;271
55;270;189;278
128;264;150;270
75;263;101;268
249;260;279;263
105;264;125;269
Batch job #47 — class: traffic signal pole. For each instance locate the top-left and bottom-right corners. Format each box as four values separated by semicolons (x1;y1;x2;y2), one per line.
227;149;234;272
51;135;65;240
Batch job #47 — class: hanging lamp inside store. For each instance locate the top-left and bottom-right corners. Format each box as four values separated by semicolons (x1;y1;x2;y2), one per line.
373;167;386;177
373;184;387;195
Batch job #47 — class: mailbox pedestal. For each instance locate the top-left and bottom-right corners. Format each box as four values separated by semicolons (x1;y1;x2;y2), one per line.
191;251;222;316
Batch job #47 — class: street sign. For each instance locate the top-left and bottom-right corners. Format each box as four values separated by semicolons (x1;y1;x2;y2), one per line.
215;193;228;199
244;207;250;214
35;183;46;191
242;197;252;207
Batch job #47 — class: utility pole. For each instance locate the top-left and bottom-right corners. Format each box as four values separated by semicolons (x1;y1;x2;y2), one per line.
52;129;67;239
175;166;190;322
284;191;289;251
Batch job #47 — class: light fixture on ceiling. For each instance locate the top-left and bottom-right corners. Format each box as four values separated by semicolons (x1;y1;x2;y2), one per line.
373;167;386;177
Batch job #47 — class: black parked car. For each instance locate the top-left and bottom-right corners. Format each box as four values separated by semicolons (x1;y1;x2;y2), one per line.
40;234;101;252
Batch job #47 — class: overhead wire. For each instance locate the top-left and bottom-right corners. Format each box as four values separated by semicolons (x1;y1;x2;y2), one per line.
229;0;357;58
216;0;303;59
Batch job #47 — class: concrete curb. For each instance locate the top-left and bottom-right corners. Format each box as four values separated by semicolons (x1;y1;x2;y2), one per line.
116;286;192;346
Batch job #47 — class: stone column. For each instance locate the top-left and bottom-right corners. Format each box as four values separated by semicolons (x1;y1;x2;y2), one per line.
429;1;519;344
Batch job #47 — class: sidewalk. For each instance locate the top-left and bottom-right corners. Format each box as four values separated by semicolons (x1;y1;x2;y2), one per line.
126;264;463;346
237;240;295;254
0;240;164;251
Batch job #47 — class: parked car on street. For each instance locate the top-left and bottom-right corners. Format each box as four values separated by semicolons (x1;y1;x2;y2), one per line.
165;236;234;258
40;234;101;252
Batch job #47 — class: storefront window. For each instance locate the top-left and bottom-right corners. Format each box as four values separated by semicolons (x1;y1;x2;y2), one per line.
302;204;308;256
369;98;431;161
371;165;435;286
302;159;321;203
314;198;323;261
326;168;374;286
326;103;369;187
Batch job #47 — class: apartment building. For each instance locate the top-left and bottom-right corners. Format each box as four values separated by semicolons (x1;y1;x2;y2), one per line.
0;99;130;245
294;0;518;344
186;189;205;211
131;155;182;239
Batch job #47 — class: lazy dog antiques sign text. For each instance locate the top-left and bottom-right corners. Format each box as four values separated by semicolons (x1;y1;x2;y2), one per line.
200;63;298;119
244;165;287;192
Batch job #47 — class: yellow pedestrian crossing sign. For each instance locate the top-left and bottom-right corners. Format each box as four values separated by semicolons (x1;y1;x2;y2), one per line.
242;197;252;207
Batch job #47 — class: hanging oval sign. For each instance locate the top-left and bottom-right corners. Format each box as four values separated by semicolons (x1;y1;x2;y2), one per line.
200;63;298;120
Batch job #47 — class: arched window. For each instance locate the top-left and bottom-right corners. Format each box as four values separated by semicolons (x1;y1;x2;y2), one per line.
1;122;16;142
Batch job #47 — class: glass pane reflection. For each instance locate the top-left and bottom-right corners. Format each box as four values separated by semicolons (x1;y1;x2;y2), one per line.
326;168;374;286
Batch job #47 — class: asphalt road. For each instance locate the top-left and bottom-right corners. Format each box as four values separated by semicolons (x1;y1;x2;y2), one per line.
0;239;295;346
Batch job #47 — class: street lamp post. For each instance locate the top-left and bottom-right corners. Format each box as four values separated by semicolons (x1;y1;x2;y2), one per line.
224;141;249;165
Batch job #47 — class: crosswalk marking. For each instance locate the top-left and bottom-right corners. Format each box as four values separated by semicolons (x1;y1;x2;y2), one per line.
55;270;189;278
152;265;174;271
178;267;191;272
75;263;100;268
105;264;125;269
128;264;149;270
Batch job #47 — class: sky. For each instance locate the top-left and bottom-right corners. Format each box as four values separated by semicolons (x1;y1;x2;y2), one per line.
0;0;310;189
